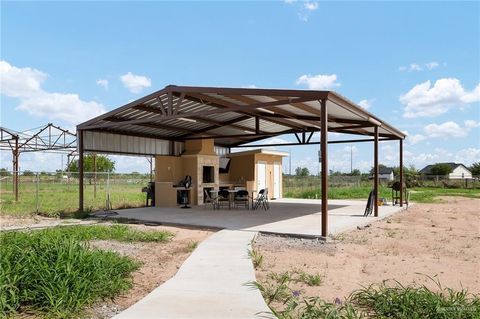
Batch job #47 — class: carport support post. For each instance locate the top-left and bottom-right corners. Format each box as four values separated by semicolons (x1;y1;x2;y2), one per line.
13;136;19;201
374;126;379;217
399;139;404;207
320;99;328;237
78;130;84;212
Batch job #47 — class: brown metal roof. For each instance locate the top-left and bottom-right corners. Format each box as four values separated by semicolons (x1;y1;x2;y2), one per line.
77;85;405;148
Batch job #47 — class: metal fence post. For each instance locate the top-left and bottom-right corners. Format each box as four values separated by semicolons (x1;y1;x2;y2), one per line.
35;172;39;213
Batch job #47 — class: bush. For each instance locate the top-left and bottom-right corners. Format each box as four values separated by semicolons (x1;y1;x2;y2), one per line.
350;280;480;319
0;225;172;317
253;273;480;319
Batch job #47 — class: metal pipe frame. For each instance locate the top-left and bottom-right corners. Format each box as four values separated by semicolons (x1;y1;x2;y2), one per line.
373;126;379;217
321;99;328;237
78;130;84;212
399;139;404;207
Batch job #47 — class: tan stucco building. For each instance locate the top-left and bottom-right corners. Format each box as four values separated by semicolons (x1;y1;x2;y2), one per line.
154;139;287;207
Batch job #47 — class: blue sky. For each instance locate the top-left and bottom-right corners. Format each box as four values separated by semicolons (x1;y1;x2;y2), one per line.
1;1;479;173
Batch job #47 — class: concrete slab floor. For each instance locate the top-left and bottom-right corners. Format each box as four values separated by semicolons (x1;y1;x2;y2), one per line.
111;198;407;238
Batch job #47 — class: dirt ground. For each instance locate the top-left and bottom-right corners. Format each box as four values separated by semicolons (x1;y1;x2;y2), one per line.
0;217;214;319
255;196;480;303
87;224;214;318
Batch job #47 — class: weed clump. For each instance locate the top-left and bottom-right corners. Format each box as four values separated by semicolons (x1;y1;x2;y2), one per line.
0;225;173;318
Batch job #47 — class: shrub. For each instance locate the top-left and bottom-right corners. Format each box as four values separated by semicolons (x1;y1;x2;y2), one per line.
350;279;480;319
0;225;173;317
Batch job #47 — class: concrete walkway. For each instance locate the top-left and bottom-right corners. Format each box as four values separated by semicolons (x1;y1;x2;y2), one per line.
113;229;273;319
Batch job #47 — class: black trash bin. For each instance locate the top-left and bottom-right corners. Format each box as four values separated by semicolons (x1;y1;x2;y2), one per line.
142;182;155;207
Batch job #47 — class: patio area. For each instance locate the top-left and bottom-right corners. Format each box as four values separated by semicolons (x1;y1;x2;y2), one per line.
111;198;407;238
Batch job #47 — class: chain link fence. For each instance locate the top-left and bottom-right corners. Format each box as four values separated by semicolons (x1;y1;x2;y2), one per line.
0;171;152;217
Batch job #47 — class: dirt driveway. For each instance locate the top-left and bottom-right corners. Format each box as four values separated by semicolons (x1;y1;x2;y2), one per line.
255;196;480;302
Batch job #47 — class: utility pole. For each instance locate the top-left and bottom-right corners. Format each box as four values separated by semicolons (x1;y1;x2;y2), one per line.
350;145;353;174
289;148;292;175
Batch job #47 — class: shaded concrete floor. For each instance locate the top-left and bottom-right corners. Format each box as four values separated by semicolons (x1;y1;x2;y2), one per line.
112;198;406;237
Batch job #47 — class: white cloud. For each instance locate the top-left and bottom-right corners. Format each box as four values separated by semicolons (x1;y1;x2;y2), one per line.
96;79;109;90
425;61;439;70
409;63;422;71
304;2;318;11
424;121;469;138
120;72;151;93
296;74;340;90
357;99;372;110
296;1;318;21
0;60;106;125
407;134;427;145
400;78;480;118
465;120;480;129
399;61;440;72
404;147;480;169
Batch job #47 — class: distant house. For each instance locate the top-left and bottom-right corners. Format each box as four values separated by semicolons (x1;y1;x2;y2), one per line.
379;167;395;181
420;162;472;180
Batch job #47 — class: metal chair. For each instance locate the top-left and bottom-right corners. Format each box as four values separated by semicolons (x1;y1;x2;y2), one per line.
217;189;230;209
391;181;409;207
253;189;269;211
234;190;249;209
204;189;218;209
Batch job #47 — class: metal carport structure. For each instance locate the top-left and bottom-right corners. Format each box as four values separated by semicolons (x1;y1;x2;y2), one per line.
77;85;406;237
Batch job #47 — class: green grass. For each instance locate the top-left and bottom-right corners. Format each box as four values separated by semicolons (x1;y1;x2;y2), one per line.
0;225;174;318
284;185;480;203
0;180;147;217
350;279;480;319
2;178;479;218
252;273;480;319
248;246;264;270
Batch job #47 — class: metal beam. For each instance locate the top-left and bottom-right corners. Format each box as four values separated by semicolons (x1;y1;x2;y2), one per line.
232;137;394;148
399;139;404;207
79;95;317;131
321;99;328;238
185;93;307;130
78;130;84;212
374;126;379;217
13;136;19;201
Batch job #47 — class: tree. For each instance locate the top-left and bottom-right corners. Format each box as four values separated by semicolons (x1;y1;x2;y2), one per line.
370;164;388;175
470;162;480;176
0;168;11;177
295;167;310;177
393;165;419;187
429;163;452;176
23;170;34;176
351;169;361;176
67;155;115;183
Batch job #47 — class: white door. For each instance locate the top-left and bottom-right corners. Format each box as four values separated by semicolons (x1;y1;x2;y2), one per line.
256;162;267;191
273;162;281;199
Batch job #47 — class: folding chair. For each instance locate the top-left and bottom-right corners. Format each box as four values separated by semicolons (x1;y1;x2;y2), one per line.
204;189;218;209
253;189;269;211
217;189;230;209
234;190;249;209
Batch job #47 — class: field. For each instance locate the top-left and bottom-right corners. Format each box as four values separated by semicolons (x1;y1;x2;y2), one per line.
1;175;480;216
284;185;480;203
1;177;147;217
254;196;480;318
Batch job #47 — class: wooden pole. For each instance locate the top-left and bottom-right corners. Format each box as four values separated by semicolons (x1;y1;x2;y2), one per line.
79;130;84;212
374;126;379;217
399;139;404;207
320;99;328;237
